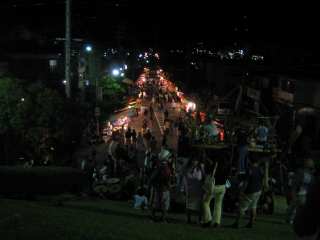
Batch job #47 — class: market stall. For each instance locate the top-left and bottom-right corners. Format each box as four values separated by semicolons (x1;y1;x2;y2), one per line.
109;109;134;127
107;97;137;140
108;109;135;141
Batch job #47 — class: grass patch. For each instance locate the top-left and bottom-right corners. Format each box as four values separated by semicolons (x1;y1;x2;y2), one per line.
0;196;315;240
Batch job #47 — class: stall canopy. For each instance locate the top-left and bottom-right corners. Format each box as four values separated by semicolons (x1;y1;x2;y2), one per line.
113;105;135;114
109;109;135;127
113;98;138;113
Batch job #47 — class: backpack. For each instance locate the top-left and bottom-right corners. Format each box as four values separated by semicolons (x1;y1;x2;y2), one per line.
149;167;165;188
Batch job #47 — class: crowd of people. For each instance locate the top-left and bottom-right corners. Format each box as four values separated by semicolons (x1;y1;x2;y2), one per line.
79;76;319;238
136;81;319;235
149;145;319;238
148;146;263;229
109;78;192;177
23;150;54;168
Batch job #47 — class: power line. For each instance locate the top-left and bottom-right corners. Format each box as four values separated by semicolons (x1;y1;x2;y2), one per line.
0;2;63;8
71;1;320;26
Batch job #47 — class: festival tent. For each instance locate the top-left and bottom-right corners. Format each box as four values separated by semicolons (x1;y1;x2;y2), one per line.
122;78;133;84
113;98;138;113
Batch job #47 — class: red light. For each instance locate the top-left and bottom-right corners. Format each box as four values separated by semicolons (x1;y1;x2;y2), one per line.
220;130;225;141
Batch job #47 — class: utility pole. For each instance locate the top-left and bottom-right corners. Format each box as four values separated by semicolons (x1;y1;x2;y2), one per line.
65;0;71;98
154;28;157;52
186;43;190;88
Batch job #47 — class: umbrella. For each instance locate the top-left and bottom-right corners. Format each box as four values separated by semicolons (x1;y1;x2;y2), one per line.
122;78;133;84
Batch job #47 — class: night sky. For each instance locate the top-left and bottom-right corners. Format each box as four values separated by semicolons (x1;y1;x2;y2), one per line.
1;1;320;52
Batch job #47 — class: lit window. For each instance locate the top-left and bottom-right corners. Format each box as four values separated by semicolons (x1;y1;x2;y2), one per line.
49;60;57;73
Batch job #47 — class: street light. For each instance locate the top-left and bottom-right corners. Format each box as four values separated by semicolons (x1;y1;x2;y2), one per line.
112;68;126;82
112;68;124;83
79;46;104;137
112;69;119;76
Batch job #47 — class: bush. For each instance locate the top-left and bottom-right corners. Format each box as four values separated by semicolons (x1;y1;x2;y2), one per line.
0;166;86;195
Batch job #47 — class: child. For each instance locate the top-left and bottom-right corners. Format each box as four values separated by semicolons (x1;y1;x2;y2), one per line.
134;187;148;210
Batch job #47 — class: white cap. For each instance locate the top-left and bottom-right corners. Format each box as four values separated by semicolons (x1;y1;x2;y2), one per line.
159;149;172;162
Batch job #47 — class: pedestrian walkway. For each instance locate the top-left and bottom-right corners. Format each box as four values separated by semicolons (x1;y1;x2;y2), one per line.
153;108;165;134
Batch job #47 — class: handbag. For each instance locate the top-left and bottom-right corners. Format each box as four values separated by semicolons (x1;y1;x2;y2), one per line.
203;162;218;194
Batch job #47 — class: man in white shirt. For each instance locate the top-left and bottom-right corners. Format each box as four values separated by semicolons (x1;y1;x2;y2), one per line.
254;120;268;142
